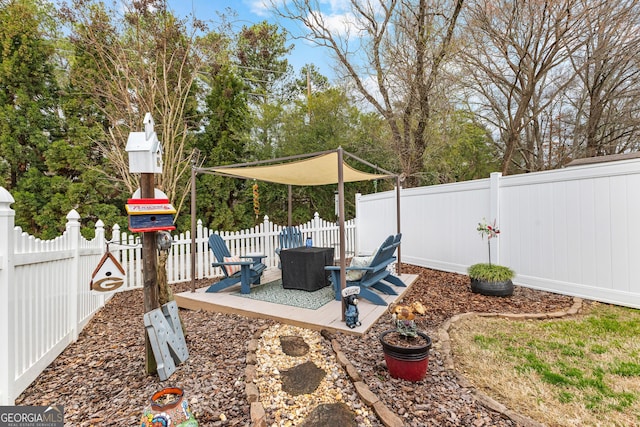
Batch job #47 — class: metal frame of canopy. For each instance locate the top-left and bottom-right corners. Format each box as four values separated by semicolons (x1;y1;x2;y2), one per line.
188;147;401;316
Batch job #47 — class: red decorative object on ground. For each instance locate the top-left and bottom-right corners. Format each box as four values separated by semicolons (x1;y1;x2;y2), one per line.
380;330;432;382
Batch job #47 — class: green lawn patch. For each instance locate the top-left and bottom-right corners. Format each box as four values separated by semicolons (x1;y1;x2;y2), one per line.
450;302;640;426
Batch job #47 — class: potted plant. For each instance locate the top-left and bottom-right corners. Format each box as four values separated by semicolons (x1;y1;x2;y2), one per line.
467;218;515;296
379;302;432;382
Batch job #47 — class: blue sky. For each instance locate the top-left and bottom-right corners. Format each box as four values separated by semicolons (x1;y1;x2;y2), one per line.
166;0;340;80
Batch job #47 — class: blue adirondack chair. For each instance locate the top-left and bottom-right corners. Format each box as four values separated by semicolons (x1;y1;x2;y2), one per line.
206;234;267;294
275;226;305;268
326;233;405;306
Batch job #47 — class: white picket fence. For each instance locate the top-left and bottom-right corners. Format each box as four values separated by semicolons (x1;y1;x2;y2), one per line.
110;213;356;291
0;204;108;407
0;186;355;405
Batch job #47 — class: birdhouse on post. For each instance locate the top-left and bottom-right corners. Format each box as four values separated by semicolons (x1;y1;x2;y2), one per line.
90;252;126;293
124;112;169;377
125;113;163;174
126;198;176;233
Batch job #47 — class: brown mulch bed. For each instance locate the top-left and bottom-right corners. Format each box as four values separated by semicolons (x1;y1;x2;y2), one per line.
16;265;575;426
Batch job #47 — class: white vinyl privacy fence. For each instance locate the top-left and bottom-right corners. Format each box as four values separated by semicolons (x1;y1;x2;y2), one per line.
357;158;640;310
0;186;354;405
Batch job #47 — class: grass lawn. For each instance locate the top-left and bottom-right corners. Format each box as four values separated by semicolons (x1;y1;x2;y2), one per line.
449;302;640;426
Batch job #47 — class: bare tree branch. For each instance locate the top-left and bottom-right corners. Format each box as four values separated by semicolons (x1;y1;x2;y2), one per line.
272;0;465;186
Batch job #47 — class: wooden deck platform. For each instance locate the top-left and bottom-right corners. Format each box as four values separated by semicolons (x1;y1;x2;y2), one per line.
175;267;418;336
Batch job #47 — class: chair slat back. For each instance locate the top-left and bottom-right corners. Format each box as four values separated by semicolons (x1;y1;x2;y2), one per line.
209;234;232;264
358;234;401;283
367;235;397;265
279;226;304;250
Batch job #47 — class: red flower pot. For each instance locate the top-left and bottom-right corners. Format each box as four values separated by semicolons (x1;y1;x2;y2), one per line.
379;330;432;382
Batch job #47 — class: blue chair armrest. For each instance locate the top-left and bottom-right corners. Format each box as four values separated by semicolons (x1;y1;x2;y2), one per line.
325;265;374;272
240;254;266;265
212;260;253;267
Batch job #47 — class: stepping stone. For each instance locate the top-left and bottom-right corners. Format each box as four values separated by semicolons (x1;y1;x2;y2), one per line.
281;361;325;395
301;402;358;427
279;335;310;357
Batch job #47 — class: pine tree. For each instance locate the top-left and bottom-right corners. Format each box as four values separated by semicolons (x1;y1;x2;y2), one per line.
0;0;60;190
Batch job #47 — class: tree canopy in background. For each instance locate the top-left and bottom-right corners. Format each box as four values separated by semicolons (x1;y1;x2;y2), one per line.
274;0;466;187
2;0;640;238
62;0;206;215
0;0;59;189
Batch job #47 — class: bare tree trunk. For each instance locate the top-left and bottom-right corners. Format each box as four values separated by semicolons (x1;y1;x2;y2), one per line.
274;0;464;186
571;0;640;159
461;0;583;175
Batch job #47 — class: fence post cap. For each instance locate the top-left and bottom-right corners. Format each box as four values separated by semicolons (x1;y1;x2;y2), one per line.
0;186;15;205
66;209;81;221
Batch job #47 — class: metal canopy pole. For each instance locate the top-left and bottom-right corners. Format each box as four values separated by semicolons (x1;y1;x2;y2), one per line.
396;175;402;274
190;166;197;292
288;185;292;226
337;148;346;320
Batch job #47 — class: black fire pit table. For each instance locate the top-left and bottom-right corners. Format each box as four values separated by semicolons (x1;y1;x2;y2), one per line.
280;246;335;291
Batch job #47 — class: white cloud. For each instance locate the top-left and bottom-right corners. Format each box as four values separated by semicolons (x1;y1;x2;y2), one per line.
306;9;358;38
248;0;271;16
307;1;386;40
324;12;355;36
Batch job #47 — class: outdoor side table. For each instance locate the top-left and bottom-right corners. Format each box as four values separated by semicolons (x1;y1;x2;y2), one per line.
280;247;335;291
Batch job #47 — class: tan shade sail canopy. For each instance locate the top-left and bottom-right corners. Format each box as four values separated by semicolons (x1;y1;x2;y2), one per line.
190;147;402;305
199;151;392;185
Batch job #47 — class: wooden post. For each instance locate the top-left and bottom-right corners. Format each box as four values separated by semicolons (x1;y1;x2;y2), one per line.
141;173;159;374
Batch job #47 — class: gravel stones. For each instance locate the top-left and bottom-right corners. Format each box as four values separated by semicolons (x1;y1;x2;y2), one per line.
251;324;380;426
